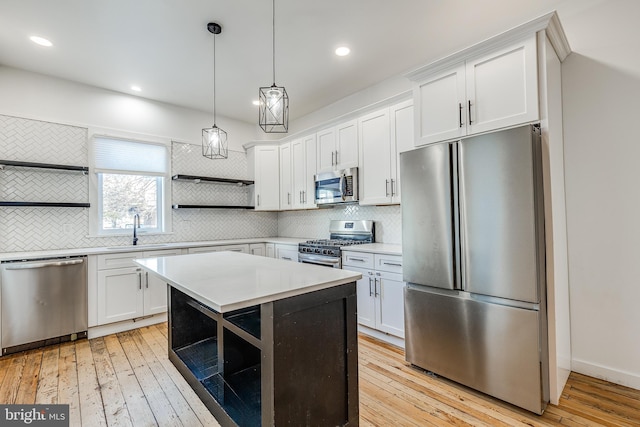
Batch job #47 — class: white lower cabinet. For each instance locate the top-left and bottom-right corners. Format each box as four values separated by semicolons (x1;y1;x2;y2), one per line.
187;244;249;254
275;243;298;262
266;243;275;258
249;243;266;256
96;249;183;325
342;251;405;338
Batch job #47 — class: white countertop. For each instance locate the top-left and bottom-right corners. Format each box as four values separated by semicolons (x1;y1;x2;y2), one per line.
135;251;362;313
0;237;307;262
341;243;402;256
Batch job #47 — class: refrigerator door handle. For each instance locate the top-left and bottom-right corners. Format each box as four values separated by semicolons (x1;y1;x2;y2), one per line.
451;142;464;291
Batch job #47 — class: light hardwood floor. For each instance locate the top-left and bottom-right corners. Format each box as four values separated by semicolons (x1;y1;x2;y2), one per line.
0;323;638;426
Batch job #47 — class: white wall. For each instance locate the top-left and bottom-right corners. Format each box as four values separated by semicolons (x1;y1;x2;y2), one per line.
563;53;640;389
0;66;258;151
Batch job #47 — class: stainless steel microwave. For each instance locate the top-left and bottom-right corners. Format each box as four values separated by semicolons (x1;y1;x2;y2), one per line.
314;167;359;206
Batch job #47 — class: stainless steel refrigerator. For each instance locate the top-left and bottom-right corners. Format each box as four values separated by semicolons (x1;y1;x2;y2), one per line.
400;124;549;414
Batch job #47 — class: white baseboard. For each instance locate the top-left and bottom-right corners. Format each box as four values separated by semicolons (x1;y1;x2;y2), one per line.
572;358;640;391
358;325;405;349
88;313;167;339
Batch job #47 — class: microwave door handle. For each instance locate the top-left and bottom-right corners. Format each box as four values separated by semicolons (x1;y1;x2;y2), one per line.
339;173;346;200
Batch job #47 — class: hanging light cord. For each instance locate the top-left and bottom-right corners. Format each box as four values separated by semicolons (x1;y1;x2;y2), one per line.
272;0;276;86
212;30;217;125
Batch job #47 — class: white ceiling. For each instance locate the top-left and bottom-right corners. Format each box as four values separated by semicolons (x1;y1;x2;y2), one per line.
0;0;628;126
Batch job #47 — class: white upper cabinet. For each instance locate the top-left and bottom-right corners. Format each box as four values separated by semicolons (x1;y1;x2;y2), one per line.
247;145;280;211
412;34;538;146
317;119;358;173
466;35;539;134
291;134;317;209
359;100;414;205
279;142;293;210
415;64;466;145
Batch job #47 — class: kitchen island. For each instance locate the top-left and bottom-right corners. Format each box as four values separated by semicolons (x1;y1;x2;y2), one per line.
135;251;361;427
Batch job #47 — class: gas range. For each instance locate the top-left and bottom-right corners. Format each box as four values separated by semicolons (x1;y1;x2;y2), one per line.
298;220;374;268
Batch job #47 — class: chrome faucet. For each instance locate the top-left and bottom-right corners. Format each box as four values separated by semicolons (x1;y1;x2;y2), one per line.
133;213;140;246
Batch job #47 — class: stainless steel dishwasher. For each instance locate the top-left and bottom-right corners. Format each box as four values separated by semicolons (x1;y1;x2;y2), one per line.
1;255;88;355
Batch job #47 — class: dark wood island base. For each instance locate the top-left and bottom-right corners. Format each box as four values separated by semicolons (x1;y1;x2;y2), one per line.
168;282;359;427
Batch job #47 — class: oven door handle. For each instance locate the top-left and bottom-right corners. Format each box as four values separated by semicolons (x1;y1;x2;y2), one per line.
299;254;341;266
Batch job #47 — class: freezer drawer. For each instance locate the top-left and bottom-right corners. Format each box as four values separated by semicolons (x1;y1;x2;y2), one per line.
404;285;548;414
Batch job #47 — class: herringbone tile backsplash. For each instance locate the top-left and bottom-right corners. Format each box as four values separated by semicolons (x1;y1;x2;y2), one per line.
0;114;400;253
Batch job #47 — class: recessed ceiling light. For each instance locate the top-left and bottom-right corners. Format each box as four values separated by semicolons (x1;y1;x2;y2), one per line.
252;100;260;106
30;36;53;47
335;46;350;57
131;85;142;92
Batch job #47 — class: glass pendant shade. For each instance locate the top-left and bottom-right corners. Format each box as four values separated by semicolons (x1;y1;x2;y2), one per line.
202;124;228;159
259;84;289;133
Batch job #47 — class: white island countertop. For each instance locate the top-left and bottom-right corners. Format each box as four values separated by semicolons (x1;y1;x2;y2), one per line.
135;251;362;313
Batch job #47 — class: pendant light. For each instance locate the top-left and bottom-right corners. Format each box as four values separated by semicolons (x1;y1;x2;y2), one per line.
202;22;228;159
259;0;289;133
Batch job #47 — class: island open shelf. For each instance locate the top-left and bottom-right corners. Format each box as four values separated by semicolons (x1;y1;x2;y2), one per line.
168;283;358;427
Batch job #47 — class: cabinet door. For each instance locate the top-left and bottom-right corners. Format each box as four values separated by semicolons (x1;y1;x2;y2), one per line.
344;266;376;329
291;138;306;209
279;142;293;210
255;146;280;210
316;127;336;173
359;108;392;205
466;35;538;135
376;271;405;338
97;267;144;324
415;63;466;145
335;119;358;170
303;134;317;208
266;243;275;258
390;100;414;204
249;243;266;256
143;248;183;315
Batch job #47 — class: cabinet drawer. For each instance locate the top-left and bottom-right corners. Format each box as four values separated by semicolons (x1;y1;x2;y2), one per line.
97;252;140;270
374;254;403;274
342;251;374;269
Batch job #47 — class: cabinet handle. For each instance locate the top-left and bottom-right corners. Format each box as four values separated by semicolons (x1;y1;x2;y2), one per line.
350;257;366;262
368;277;373;296
385;179;390;196
145;271;149;288
383;262;402;267
468;100;473;125
391;179;396;196
335;150;339;165
300;191;303;204
138;272;142;290
257;194;260;206
459;102;463;128
288;192;291;205
374;277;380;297
331;151;335;166
303;191;306;203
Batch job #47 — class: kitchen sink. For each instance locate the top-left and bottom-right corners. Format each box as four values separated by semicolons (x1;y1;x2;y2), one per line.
105;244;170;250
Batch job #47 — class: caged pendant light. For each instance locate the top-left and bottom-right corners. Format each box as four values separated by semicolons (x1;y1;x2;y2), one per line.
202;22;228;159
258;0;289;133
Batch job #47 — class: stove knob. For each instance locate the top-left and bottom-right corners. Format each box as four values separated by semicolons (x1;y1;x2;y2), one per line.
315;248;321;254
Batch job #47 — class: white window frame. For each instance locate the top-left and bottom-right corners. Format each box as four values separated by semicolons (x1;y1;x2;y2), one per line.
88;130;172;237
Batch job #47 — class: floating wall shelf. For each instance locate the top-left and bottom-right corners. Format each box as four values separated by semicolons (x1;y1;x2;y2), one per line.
172;174;254;186
0;159;89;173
0;202;90;208
0;159;91;207
172;204;254;210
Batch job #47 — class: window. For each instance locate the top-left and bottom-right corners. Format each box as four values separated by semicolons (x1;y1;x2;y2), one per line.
92;136;169;235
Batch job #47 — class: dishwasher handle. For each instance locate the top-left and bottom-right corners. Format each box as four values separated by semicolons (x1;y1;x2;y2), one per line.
3;258;85;270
